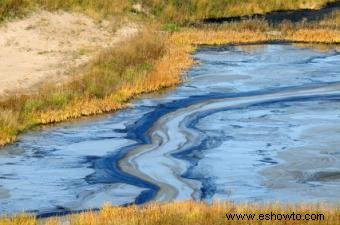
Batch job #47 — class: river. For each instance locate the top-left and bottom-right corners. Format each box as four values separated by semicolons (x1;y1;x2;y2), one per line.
0;43;339;215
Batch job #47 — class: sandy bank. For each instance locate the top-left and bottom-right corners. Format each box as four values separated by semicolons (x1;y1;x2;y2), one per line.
0;11;137;97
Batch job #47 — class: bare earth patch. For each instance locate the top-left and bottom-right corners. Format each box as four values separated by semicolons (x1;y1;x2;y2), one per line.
0;11;138;97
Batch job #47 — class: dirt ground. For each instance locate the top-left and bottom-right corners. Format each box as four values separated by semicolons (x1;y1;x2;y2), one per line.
0;11;138;97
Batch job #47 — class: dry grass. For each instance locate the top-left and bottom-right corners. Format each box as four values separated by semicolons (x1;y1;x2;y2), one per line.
0;0;132;22
144;0;338;24
319;10;340;28
1;201;339;225
173;25;340;46
0;214;36;225
173;13;340;45
1;0;338;24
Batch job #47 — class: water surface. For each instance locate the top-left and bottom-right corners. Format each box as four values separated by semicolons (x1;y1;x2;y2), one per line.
1;44;340;215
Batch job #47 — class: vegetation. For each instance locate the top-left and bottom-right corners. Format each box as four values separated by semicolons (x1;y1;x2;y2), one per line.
174;14;340;45
0;26;191;145
319;9;340;28
0;7;339;146
144;0;339;24
0;201;339;225
1;0;338;23
0;1;340;225
0;0;132;22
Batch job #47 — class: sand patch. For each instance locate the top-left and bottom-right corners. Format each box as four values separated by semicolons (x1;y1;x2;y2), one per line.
0;11;138;97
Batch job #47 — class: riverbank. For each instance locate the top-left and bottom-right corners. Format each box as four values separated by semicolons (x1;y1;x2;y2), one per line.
0;23;194;146
1;9;339;147
0;0;339;147
2;201;339;225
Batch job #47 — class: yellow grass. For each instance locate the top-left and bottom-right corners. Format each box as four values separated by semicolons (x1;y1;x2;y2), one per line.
0;214;36;225
36;37;194;124
1;201;339;225
319;10;340;28
0;0;132;22
144;0;338;24
1;0;337;24
173;27;340;45
173;17;340;45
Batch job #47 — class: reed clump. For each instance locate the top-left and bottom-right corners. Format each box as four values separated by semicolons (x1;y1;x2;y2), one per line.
1;201;339;225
